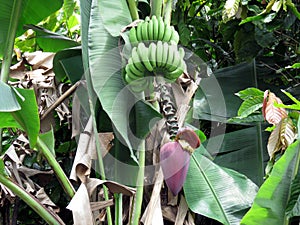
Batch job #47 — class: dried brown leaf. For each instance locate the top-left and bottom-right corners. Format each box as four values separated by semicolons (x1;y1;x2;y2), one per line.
36;188;59;213
267;117;296;158
175;195;189;225
24;51;54;70
263;91;287;125
90;200;114;211
280;117;296;149
162;205;177;222
86;178;135;197
141;169;164;225
67;184;94;225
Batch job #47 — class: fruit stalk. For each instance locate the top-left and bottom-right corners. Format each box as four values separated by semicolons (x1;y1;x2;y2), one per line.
127;0;139;21
151;0;163;17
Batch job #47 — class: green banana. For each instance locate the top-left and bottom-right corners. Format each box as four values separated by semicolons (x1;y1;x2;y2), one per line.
141;21;149;41
156;41;163;67
179;47;185;59
165;44;175;71
162;24;172;43
157;17;165;40
152;15;159;40
165;59;184;81
148;19;154;40
161;42;169;68
148;42;157;69
131;47;146;72
129;27;138;44
137;43;153;72
136;22;143;42
127;58;144;77
169;26;179;44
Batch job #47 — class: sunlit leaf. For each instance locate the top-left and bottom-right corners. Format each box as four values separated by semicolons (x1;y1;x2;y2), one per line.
184;145;258;225
235;87;264;101
0;0;63;58
0;81;21;112
39;129;55;156
241;141;300;225
222;0;241;22
263;91;287;125
237;96;263;118
99;0;132;37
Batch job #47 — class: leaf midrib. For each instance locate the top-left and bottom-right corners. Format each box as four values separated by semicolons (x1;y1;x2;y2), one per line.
192;154;230;225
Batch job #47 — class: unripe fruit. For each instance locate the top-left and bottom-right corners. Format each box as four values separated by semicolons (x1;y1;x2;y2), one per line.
160;141;190;196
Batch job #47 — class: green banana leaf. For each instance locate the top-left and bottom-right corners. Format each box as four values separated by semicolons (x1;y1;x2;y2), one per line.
99;0;132;37
24;24;79;52
240;140;300;224
0;88;39;147
0;0;63;58
39;129;55;156
53;47;83;83
184;145;258;225
205;126;269;186
193;61;256;122
0;81;20;112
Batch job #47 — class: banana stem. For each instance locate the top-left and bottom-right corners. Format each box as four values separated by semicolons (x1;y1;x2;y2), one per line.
36;137;75;198
151;0;163;17
130;92;146;225
286;0;300;20
114;193;123;225
0;0;22;83
163;0;173;25
0;174;64;225
127;0;139;21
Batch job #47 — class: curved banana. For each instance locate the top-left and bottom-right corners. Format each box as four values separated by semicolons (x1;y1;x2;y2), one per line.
131;47;146;72
169;26;179;44
141;21;149;42
156;41;163;67
148;42;157;69
165;59;184;81
165;44;175;71
157;17;165;40
148;19;154;41
137;43;153;72
129;27;138;44
161;42;169;68
152;15;159;40
127;58;144;77
162;24;172;43
136;22;143;42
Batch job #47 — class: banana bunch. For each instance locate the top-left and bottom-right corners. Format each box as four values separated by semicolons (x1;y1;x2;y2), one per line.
129;15;179;45
125;41;185;92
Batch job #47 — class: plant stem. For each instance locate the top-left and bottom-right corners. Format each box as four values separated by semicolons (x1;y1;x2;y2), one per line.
0;129;3;154
0;174;63;225
163;0;173;25
151;0;163;17
131;139;145;225
84;70;113;225
114;193;123;225
127;0;139;21
131;92;146;225
36;137;75;198
286;0;300;20
0;0;22;83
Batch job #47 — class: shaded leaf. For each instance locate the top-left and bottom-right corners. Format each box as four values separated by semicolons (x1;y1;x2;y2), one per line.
241;141;300;225
53;47;84;83
0;81;21;112
24;24;79;52
184;145;258;225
